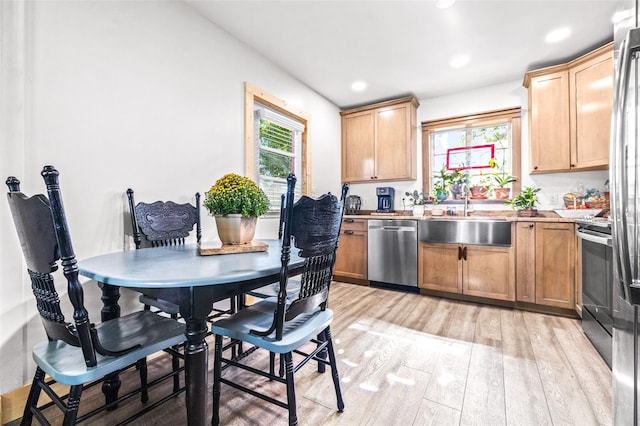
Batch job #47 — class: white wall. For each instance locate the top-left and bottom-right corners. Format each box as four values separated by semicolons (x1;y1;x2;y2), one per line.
0;0;341;394
348;80;609;211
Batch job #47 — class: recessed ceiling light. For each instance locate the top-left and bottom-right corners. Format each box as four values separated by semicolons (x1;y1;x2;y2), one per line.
545;27;571;43
449;55;470;68
351;81;367;91
436;0;456;9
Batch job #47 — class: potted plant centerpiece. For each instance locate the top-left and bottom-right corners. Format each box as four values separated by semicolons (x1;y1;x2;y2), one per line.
204;173;270;245
405;189;428;216
507;186;541;217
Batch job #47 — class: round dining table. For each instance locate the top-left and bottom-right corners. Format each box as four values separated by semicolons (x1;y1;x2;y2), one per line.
79;239;304;426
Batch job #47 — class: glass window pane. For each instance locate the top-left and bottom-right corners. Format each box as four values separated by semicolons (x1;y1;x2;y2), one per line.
259;119;293;153
259;150;293;179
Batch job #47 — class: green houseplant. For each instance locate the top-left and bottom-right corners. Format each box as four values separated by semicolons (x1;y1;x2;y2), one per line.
405;190;428;216
489;157;515;200
507;186;541;217
204;173;270;244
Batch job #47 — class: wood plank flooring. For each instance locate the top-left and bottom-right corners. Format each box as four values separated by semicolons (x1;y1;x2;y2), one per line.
11;282;612;425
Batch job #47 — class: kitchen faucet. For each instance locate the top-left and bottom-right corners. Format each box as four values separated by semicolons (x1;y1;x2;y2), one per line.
462;182;470;217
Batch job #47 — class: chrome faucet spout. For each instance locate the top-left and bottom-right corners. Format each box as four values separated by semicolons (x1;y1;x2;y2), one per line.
463;184;469;217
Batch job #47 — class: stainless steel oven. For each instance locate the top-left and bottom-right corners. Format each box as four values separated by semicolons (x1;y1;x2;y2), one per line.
576;217;613;368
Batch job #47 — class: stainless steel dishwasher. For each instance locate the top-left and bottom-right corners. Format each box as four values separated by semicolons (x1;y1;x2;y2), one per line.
368;219;418;289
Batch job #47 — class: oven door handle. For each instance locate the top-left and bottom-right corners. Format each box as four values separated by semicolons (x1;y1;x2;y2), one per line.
577;230;612;247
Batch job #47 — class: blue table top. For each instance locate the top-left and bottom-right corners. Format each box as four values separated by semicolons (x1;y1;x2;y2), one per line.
78;239;303;288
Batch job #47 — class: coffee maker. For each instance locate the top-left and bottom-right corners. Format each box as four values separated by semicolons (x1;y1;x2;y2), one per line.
376;187;395;212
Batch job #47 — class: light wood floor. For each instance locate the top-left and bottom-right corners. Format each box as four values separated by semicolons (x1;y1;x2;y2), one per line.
15;282;612;425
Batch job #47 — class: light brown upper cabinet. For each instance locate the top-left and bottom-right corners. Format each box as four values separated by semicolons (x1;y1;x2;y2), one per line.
341;96;419;182
523;43;613;173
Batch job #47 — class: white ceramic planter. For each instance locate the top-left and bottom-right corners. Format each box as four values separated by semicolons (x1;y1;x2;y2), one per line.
214;214;257;245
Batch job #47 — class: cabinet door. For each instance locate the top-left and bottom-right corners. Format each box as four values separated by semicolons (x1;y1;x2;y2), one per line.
333;220;368;280
569;46;613;170
341;110;375;182
529;70;570;173
515;222;536;303
535;222;575;309
418;242;462;294
463;244;515;301
374;103;416;181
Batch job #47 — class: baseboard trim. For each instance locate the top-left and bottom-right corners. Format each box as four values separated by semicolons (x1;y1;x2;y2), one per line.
1;382;30;424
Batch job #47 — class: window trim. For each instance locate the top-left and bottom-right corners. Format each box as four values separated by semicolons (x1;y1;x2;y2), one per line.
244;82;311;196
421;107;522;198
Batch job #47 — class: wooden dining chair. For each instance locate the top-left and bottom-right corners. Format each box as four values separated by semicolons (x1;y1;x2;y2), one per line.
211;173;348;426
6;167;187;425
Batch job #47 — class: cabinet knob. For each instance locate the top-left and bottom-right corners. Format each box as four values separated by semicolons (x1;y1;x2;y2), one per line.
344;230;354;235
534;166;538;170
528;223;534;228
345;218;354;223
570;164;575;168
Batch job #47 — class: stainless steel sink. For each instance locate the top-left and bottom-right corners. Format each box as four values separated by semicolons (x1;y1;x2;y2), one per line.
418;219;511;246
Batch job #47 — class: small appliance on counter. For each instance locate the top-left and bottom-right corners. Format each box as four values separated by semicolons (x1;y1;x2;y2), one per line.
345;195;362;215
376;187;395;213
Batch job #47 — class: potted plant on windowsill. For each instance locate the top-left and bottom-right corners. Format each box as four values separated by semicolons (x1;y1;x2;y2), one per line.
489;157;515;200
507;186;541;217
469;171;492;199
433;167;450;202
493;174;516;200
203;173;270;245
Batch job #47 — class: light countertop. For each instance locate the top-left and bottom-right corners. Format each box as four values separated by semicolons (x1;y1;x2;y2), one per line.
344;210;579;223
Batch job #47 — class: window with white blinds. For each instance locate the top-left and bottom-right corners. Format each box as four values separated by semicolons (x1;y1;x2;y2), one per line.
254;103;304;210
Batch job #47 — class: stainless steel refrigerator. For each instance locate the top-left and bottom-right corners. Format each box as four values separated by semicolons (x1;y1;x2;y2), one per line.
612;0;640;424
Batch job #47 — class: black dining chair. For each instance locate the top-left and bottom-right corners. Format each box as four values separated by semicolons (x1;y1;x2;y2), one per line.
248;193;301;301
127;188;240;318
6;167;187;425
127;188;243;368
211;173;348;426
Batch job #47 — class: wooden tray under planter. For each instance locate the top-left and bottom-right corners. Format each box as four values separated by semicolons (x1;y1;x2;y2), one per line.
198;240;269;256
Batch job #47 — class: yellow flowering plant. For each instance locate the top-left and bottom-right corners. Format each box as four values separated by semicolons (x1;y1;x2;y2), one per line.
203;173;270;218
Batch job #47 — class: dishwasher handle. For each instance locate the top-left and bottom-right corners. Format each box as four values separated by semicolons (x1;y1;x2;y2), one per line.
369;225;417;232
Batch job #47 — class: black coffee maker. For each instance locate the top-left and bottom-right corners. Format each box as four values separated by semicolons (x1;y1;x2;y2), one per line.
376;187;395;212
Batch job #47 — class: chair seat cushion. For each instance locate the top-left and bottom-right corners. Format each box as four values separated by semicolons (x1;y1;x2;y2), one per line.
32;310;186;385
248;276;301;299
211;298;333;354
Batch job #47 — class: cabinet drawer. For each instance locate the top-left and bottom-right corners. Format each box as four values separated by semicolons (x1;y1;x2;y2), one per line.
342;218;367;232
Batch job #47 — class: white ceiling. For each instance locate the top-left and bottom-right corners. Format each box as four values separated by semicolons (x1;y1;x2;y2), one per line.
186;0;624;109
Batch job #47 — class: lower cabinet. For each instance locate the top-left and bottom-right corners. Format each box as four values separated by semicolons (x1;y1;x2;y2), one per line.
333;218;368;282
515;221;576;310
419;241;515;301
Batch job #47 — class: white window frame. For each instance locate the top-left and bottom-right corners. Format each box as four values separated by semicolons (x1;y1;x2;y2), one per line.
422;107;522;200
244;82;311;212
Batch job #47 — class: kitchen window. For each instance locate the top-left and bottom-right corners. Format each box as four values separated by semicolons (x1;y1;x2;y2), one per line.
421;107;522;200
244;82;311;212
